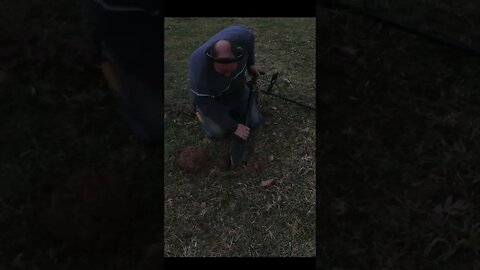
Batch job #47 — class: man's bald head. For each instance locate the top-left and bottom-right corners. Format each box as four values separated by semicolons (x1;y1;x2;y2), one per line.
213;40;235;58
211;40;238;76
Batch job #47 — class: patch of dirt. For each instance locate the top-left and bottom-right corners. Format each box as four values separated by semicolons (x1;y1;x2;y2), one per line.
37;169;136;251
215;154;232;171
243;158;268;174
260;179;274;187
175;145;209;173
213;155;269;174
164;103;195;119
176;147;269;176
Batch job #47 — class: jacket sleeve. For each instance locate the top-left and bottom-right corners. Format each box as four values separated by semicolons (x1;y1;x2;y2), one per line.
189;51;239;132
233;24;255;67
194;96;238;133
244;26;255;67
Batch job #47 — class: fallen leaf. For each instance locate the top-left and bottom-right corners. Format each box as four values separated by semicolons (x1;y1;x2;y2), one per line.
208;168;219;176
260;179;274;187
281;78;291;84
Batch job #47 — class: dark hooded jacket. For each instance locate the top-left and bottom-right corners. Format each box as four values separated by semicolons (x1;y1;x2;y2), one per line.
188;24;256;133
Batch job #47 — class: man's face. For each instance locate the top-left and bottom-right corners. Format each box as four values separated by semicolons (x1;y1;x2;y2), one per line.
214;61;238;77
213;40;238;76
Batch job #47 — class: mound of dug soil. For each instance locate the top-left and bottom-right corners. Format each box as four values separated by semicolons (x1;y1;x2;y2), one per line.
175;145;209;173
39;169;136;251
243;158;268;174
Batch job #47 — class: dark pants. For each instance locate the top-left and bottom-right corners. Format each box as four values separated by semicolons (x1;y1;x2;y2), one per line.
83;0;162;144
197;85;262;165
198;85;263;139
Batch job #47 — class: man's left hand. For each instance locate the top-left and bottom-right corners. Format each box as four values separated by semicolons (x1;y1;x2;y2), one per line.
248;64;261;77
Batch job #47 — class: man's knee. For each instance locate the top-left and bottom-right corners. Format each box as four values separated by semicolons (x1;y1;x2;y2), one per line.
202;123;226;138
196;110;227;138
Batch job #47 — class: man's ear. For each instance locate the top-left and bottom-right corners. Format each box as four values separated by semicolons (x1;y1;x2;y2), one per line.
205;45;216;61
233;46;244;57
206;42;244;63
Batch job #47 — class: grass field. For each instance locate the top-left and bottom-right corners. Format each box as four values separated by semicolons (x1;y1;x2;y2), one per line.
318;1;480;269
164;18;316;257
1;1;162;269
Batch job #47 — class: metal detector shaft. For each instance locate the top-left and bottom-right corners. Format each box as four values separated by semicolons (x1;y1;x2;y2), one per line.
244;73;261;127
262;72;315;111
230;74;259;166
261;90;316;111
323;2;480;58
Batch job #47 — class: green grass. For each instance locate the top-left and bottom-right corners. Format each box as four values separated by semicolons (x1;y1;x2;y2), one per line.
0;1;162;268
164;18;316;257
318;2;480;269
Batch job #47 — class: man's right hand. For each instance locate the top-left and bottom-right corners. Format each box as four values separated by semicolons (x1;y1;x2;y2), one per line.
234;123;250;140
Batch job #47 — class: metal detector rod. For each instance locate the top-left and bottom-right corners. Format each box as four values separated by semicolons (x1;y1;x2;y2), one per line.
261;90;316;111
323;2;480;58
267;73;278;93
261;72;315;111
244;71;263;127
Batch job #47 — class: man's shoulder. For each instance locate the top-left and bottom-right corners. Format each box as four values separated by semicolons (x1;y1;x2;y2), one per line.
227;23;250;29
223;24;252;34
189;44;208;68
